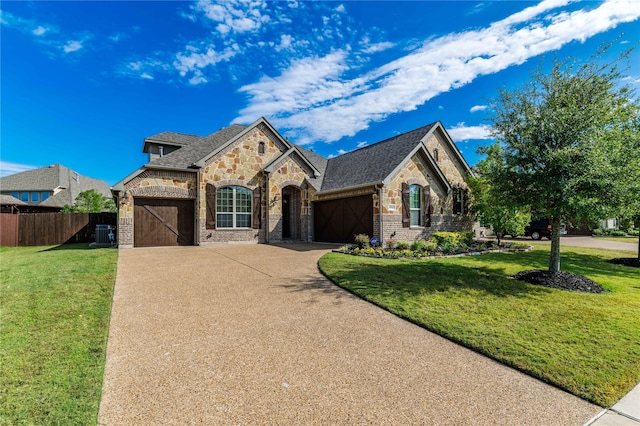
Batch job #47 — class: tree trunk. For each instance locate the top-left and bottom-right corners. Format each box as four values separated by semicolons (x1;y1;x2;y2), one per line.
548;217;561;273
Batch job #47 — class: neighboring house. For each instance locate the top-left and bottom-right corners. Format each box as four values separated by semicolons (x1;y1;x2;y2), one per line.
0;164;112;213
113;117;474;248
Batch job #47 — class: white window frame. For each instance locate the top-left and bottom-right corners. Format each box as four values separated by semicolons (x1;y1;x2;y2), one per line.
409;184;422;227
216;186;252;229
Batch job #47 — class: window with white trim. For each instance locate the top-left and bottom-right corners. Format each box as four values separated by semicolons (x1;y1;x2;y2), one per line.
216;186;252;228
409;184;422;226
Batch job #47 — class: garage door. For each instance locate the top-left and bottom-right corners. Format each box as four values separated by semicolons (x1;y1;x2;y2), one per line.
134;198;194;247
314;195;373;243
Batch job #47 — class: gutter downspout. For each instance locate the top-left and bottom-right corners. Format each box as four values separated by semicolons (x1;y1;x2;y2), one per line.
376;184;384;245
195;170;200;245
265;171;270;244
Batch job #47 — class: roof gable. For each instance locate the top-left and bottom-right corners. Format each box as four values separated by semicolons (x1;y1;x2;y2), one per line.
319;122;437;192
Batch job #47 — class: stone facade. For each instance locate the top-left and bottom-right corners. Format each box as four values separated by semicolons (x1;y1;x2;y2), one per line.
116;119;474;247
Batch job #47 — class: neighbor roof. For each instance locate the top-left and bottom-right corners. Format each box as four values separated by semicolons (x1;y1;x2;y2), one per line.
0;164;112;208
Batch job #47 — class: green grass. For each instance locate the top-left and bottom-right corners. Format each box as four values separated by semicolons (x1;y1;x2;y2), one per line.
1;244;118;425
593;236;639;244
318;245;640;407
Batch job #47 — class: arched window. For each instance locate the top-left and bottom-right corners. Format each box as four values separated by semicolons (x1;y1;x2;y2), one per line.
216;186;252;228
409;184;422;226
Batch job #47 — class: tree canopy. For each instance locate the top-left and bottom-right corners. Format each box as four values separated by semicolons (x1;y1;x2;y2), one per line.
62;189;116;213
483;47;640;272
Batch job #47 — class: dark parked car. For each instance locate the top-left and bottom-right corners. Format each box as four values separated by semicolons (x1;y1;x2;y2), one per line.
524;219;566;240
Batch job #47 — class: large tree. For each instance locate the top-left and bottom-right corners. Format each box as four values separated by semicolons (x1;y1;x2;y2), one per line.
485;48;640;272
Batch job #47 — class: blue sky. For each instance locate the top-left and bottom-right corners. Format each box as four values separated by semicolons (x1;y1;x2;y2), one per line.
1;0;639;186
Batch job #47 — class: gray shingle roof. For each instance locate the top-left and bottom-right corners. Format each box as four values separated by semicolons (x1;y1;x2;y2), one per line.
290;145;328;191
147;124;248;169
0;164;112;208
0;195;26;205
319;122;437;192
144;131;202;147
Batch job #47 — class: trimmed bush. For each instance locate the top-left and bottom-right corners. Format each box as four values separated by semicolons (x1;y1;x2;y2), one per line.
396;241;411;250
354;234;370;249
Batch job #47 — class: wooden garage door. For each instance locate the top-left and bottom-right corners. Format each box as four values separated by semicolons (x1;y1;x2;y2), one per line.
314;195;373;243
134;198;194;247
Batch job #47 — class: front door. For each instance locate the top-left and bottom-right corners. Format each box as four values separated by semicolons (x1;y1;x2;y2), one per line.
282;193;291;239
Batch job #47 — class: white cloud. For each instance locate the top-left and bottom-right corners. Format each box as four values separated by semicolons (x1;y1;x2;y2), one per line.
448;124;492;141
238;0;640;144
33;26;47;36
141;73;154;80
362;41;394;54
275;34;293;51
174;45;238;80
357;141;368;148
0;161;37;177
470;105;488;112
193;0;269;35
63;40;83;53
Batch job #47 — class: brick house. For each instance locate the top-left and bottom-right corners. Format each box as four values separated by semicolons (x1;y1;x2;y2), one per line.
113;117;474;248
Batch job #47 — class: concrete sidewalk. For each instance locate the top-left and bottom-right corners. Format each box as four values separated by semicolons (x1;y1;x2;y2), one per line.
99;244;603;425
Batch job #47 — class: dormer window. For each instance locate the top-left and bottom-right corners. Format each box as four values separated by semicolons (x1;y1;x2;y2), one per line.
159;146;164;158
258;142;265;155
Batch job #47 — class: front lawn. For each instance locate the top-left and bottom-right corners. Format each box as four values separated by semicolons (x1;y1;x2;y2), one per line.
594;236;639;244
0;244;118;425
318;245;640;407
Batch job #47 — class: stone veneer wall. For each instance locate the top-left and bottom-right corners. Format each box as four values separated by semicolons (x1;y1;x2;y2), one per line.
380;152;473;243
268;157;314;242
117;170;197;248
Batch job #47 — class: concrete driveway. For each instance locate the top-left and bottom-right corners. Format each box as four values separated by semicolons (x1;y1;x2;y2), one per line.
98;244;601;425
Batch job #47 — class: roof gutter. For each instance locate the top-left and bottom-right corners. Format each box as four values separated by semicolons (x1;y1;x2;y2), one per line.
316;181;384;196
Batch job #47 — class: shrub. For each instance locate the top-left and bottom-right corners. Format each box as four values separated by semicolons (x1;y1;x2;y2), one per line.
411;239;427;252
354;234;370;249
611;230;627;237
592;228;604;236
629;229;639;237
460;231;475;246
432;232;461;247
396;240;411;250
385;239;398;249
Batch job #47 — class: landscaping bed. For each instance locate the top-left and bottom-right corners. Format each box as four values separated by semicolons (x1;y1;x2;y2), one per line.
336;231;532;259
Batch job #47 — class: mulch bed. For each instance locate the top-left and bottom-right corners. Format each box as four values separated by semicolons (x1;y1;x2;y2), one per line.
607;258;640;268
513;270;605;294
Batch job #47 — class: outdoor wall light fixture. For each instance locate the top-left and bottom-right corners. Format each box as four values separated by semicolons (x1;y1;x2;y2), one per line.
272;194;279;202
121;191;129;203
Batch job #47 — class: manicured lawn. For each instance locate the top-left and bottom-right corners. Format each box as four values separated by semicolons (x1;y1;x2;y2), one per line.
318;245;640;407
0;244;118;425
594;236;639;244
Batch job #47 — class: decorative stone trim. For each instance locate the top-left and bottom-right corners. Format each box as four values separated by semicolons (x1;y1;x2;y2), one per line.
278;180;306;190
126;169;196;189
129;186;196;199
210;180;258;190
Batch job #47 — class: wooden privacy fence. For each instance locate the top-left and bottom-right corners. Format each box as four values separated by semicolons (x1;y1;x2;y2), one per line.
0;214;19;247
0;212;117;247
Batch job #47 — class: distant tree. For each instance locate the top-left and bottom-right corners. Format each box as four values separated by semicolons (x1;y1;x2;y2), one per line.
485;46;640;272
467;145;531;246
63;189;116;213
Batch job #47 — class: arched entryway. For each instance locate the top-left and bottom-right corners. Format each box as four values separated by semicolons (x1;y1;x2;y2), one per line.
281;185;302;240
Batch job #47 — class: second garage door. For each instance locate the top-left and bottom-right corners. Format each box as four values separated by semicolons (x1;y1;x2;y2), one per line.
134;198;194;247
313;195;373;243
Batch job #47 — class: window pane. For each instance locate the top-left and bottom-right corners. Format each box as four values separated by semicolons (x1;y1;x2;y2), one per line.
410;210;421;226
410;185;421;209
31;192;39;202
217;213;233;228
236;214;251;228
11;192;18;198
21;192;29;202
41;192;49;200
235;187;252;213
217;187;233;213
